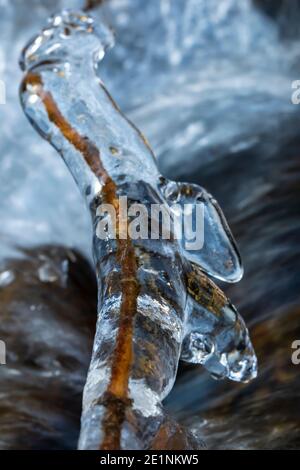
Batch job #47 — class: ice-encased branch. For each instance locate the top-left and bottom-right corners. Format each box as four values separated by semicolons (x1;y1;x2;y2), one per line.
19;9;257;450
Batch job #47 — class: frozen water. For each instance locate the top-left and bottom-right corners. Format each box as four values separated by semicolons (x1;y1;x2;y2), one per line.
19;6;258;449
161;179;243;282
181;273;257;383
0;0;297;262
0;0;89;261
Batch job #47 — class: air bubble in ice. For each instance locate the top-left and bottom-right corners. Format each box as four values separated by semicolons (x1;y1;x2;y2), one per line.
181;332;214;364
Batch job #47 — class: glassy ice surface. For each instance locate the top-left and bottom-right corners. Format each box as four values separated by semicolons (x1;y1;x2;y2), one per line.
19;7;257;449
181;266;257;383
161;179;243;282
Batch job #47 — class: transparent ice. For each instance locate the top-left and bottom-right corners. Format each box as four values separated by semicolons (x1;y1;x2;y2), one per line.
19;8;257;449
0;0;296;262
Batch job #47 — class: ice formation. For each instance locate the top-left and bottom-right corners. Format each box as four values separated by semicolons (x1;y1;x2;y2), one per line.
19;9;257;450
0;0;294;259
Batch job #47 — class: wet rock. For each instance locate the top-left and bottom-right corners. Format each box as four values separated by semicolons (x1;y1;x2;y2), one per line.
0;245;96;450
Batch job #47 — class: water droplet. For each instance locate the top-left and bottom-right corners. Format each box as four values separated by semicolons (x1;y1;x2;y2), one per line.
38;258;69;286
38;263;59;283
0;270;15;288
